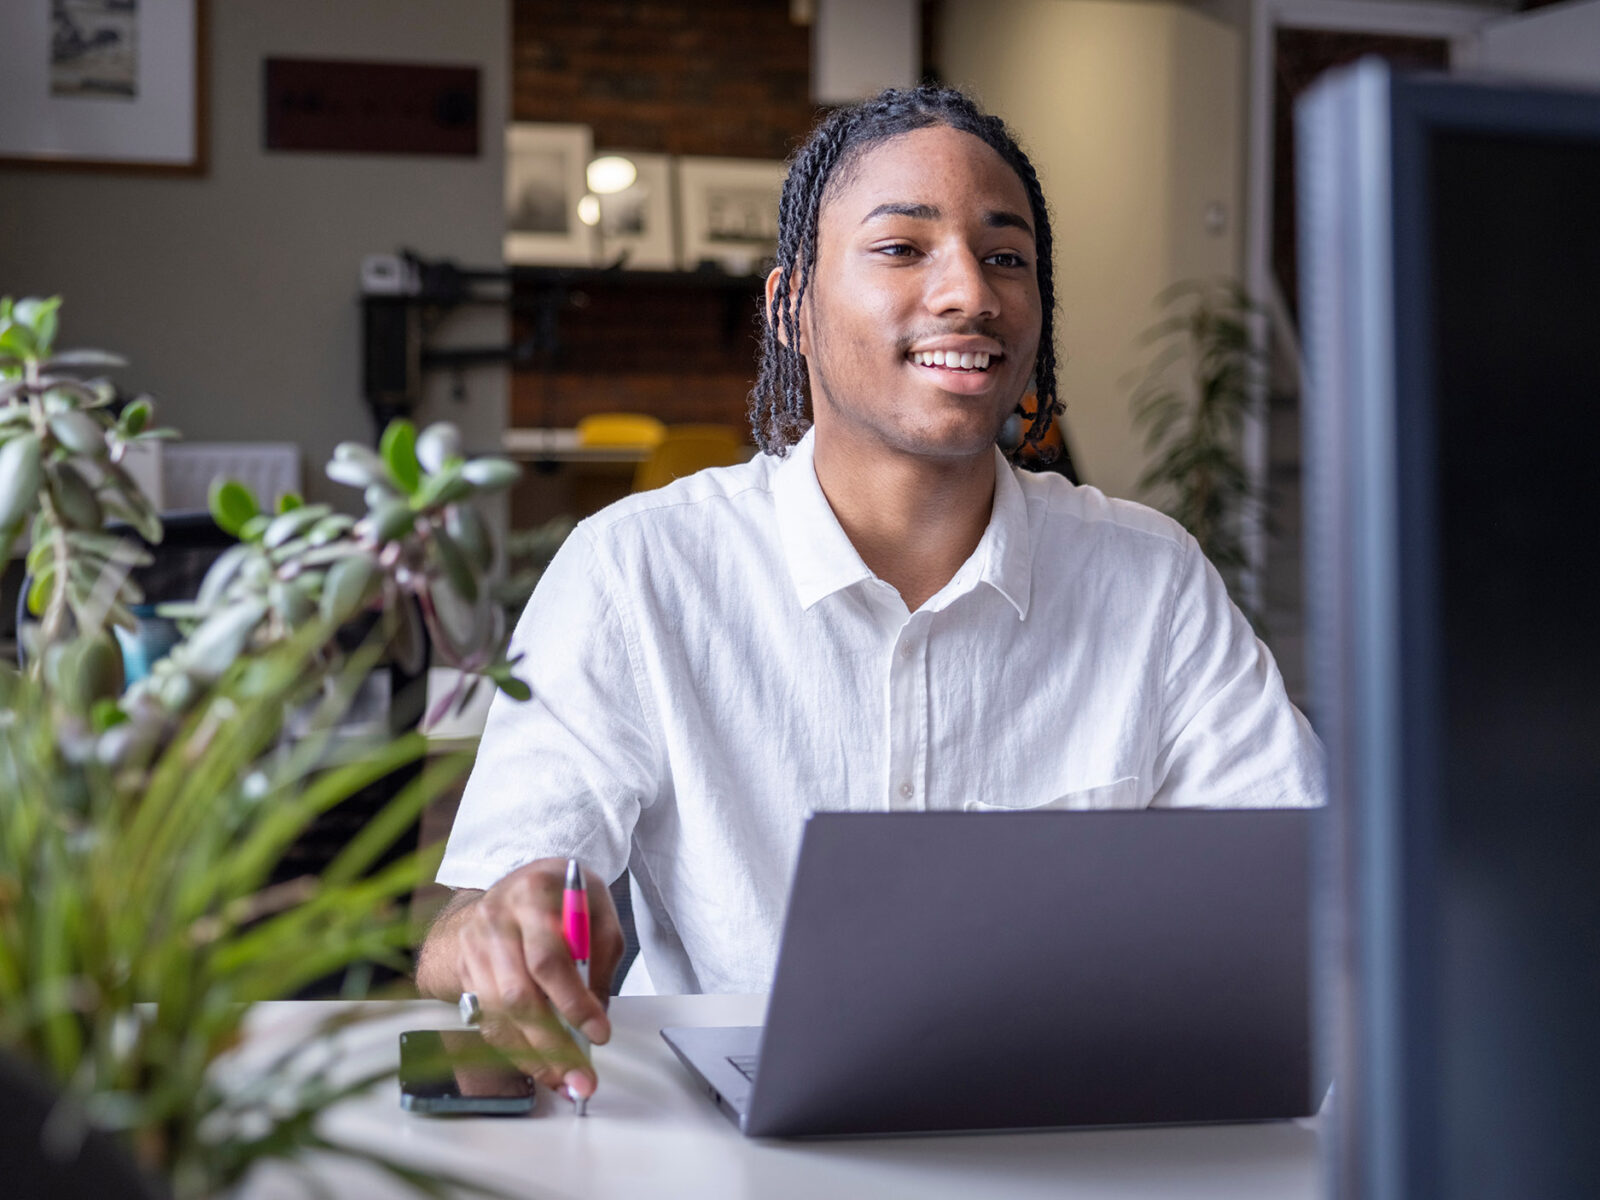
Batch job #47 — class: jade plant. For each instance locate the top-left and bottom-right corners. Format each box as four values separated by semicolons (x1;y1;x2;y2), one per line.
0;295;524;1196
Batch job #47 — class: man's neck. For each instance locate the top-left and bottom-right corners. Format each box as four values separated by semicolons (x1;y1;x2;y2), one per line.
811;435;998;613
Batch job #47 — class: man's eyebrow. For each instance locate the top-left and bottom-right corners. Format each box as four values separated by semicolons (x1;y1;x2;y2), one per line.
859;201;1035;240
986;209;1035;239
860;202;940;224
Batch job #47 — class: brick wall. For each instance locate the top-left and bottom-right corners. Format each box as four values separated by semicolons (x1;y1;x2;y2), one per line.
508;0;814;435
512;0;815;160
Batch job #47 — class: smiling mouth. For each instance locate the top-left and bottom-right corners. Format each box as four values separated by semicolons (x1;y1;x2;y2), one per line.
907;349;998;372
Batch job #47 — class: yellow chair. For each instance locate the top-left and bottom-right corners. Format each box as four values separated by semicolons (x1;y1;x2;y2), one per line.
632;425;747;492
575;412;667;449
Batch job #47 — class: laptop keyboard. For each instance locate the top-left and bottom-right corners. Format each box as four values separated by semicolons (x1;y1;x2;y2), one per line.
727;1054;760;1082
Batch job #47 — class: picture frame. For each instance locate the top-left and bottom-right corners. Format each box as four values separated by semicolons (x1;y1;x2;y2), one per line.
0;0;208;174
676;156;787;275
505;122;595;267
593;151;678;272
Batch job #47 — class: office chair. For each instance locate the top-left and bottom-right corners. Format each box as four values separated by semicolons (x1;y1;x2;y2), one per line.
632;425;747;492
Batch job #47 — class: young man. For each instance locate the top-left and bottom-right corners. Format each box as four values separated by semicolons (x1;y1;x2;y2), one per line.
417;88;1323;1101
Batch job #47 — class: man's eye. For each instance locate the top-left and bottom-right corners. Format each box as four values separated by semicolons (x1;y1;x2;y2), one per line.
986;252;1028;268
876;243;918;258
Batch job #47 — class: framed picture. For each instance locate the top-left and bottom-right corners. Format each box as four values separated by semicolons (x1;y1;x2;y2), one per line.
593;152;677;271
0;0;207;174
677;157;787;275
505;122;594;267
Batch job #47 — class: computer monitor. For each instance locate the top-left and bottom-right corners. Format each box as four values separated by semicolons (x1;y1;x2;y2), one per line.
1298;63;1600;1200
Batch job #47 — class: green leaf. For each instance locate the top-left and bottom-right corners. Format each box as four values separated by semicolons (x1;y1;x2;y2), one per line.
320;554;377;625
262;503;329;549
0;432;42;528
415;421;463;474
209;478;260;538
489;660;531;702
305;513;355;546
444;503;493;572
90;697;129;733
32;299;62;358
119;397;152;436
411;463;472;510
26;567;53;616
379;419;421;494
48;409;107;458
431;528;477;603
460;457;520;492
0;319;38;361
365;497;415;543
238;513;271;543
275;491;303;515
44;348;127;370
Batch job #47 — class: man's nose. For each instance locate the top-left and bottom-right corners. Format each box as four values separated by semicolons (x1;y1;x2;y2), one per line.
925;248;1000;320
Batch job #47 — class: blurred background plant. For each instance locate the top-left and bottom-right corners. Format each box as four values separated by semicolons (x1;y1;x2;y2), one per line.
1129;279;1265;623
0;295;522;1197
492;514;574;617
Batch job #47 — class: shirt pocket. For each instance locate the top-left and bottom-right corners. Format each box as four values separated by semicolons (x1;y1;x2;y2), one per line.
963;776;1142;813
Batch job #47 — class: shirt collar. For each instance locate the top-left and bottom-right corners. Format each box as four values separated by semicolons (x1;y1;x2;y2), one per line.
772;429;876;609
771;429;1034;619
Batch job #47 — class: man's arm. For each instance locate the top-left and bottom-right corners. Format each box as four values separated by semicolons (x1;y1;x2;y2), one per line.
416;859;626;1098
1152;532;1324;808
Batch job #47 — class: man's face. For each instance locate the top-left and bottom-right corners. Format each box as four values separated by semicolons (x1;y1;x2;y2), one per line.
780;124;1043;465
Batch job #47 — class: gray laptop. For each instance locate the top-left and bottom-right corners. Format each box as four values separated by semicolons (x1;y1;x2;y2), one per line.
662;809;1319;1138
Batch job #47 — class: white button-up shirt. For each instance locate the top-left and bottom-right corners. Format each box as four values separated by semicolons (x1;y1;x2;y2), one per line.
438;430;1324;994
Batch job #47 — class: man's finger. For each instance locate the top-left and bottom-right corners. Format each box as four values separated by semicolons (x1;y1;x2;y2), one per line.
467;931;585;1082
477;1013;574;1092
523;927;611;1045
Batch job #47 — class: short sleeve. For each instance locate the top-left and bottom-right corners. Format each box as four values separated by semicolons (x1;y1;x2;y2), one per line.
436;523;661;889
1150;535;1325;808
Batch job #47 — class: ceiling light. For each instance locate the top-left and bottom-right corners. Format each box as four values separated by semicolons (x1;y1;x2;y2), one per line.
577;194;601;226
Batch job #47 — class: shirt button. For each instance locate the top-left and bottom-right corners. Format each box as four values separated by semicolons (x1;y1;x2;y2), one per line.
899;781;914;800
899;642;914;659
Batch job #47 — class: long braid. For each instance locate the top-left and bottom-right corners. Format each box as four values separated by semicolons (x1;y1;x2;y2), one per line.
749;86;1063;461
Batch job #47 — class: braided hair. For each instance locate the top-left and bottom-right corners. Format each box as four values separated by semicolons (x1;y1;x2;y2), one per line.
750;85;1062;461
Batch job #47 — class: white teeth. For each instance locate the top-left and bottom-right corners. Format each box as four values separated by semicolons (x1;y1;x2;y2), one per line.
911;350;995;370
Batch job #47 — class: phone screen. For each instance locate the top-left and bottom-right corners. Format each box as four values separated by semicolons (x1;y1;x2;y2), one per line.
398;1029;536;1114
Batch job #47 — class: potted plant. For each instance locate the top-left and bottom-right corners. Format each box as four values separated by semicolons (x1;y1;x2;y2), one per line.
0;295;524;1197
1129;279;1265;622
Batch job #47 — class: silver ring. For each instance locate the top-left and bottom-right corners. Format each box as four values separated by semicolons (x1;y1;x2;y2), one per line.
458;990;481;1026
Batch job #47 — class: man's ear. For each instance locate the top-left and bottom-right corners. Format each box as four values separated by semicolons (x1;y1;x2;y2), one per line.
764;266;807;354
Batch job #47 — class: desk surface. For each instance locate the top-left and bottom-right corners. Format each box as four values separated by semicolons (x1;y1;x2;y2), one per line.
236;995;1323;1200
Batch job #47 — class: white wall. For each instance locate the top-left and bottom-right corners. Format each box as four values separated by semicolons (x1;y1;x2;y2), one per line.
0;0;510;510
1466;0;1600;88
939;0;1243;501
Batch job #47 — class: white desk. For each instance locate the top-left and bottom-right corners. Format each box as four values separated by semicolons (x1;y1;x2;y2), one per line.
236;995;1323;1200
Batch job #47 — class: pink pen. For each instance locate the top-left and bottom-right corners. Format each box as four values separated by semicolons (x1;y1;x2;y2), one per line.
562;857;591;1116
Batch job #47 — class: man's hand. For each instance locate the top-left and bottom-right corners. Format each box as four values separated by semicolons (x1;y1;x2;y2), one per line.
416;858;626;1098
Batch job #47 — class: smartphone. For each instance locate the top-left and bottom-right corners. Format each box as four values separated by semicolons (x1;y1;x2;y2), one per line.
398;1029;537;1115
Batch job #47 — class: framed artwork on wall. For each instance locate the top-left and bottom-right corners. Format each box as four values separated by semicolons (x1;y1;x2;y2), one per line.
593;151;677;271
676;157;786;275
505;122;595;267
0;0;208;174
